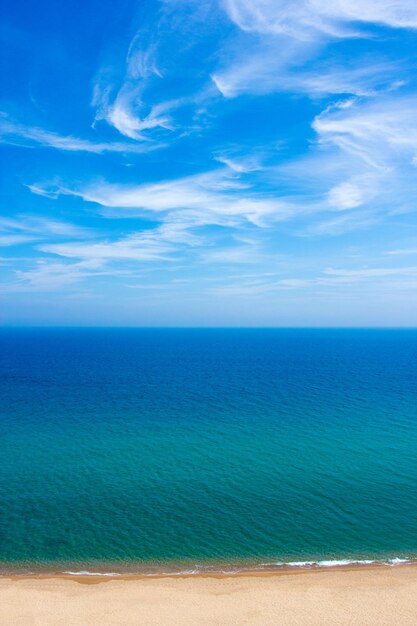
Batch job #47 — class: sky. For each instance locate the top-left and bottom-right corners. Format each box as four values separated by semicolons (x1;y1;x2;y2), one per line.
1;0;417;326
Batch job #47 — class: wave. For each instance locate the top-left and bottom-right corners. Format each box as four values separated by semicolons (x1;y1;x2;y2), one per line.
63;570;121;576
58;557;416;577
271;557;412;568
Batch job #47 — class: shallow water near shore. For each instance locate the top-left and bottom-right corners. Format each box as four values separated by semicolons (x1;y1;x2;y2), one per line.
1;328;417;572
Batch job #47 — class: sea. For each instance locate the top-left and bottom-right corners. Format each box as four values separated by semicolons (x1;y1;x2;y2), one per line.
0;328;416;575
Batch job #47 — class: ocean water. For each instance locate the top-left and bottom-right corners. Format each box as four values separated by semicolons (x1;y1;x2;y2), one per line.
0;328;416;574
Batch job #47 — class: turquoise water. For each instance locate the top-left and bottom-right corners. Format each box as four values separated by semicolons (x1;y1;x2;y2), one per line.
0;328;416;573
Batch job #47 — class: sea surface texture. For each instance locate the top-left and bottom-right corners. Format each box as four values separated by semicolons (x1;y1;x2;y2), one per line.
0;328;416;572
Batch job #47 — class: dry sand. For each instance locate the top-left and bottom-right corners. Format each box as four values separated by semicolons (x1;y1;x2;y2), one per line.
1;565;417;625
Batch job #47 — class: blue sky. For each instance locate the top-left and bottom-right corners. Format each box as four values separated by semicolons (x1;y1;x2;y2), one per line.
1;0;417;326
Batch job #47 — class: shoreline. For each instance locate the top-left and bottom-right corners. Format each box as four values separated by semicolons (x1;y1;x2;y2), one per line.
2;564;417;625
2;558;417;583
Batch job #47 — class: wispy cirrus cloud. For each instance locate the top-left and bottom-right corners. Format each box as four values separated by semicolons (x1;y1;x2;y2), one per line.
0;215;92;238
0;116;163;153
9;259;126;292
312;96;417;164
213;0;417;99
0;215;93;250
212;49;406;99
324;266;417;278
91;1;221;141
210;263;417;296
222;0;417;39
1;211;205;289
27;85;417;254
94;89;173;141
0;234;38;247
30;167;297;229
40;222;200;263
273;93;417;230
387;247;417;255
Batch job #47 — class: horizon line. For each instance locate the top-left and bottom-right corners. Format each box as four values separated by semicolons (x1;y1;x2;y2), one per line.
1;325;417;330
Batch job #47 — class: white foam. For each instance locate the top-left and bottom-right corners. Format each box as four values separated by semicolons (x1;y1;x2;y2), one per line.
273;558;411;568
63;571;121;576
60;557;415;577
313;560;375;567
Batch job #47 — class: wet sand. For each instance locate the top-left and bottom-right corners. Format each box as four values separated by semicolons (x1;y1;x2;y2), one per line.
1;565;417;625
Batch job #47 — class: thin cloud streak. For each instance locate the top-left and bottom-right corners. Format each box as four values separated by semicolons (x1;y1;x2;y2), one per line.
223;0;417;39
30;168;298;229
0;117;163;153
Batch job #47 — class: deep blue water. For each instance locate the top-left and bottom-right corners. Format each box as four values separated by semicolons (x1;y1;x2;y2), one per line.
0;328;416;572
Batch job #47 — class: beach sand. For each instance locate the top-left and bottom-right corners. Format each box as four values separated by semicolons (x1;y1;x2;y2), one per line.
1;565;417;625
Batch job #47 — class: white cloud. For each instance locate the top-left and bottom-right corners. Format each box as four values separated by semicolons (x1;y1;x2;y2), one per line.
12;259;105;291
209;263;417;296
0;116;161;153
211;38;313;98
90;0;224;143
126;39;162;80
40;222;200;263
213;0;414;99
4;222;203;292
92;11;183;140
0;234;38;247
387;247;417;255
27;90;417;245
276;93;417;230
0;215;92;250
324;266;417;277
32;168;296;229
223;0;417;40
41;238;170;262
222;0;349;39
201;245;263;264
327;181;363;209
214;153;262;173
311;0;417;29
212;54;404;99
96;89;172;141
312;97;417;162
300;211;378;236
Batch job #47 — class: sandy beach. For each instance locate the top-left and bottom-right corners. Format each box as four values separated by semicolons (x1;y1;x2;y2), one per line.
1;565;417;625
